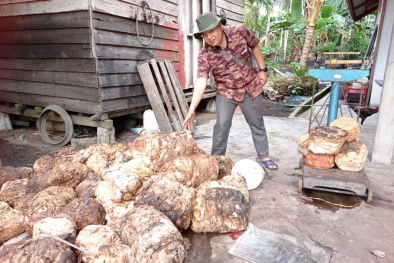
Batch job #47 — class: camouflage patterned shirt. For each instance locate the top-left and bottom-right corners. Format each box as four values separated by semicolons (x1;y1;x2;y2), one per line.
197;24;262;101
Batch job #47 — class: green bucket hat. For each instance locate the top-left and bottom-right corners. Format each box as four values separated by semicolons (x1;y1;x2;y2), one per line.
193;12;226;39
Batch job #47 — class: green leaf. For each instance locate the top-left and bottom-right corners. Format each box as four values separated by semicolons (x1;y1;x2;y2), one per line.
334;35;342;46
321;6;334;18
336;28;350;38
325;0;343;9
354;24;363;32
291;0;302;22
269;20;294;32
332;14;346;27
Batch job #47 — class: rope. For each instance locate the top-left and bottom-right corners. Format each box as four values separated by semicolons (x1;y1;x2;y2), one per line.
136;1;154;46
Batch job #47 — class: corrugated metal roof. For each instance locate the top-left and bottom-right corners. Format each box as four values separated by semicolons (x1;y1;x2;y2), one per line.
346;0;379;21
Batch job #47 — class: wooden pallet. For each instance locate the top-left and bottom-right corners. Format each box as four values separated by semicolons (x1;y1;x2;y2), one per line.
137;59;194;133
183;87;217;102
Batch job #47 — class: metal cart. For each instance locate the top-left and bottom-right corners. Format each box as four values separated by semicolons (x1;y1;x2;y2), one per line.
298;68;372;202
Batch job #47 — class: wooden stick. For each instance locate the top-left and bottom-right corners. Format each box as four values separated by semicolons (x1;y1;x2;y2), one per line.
39;229;93;254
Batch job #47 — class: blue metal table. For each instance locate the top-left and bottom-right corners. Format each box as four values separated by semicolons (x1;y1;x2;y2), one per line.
308;69;370;126
298;69;372;202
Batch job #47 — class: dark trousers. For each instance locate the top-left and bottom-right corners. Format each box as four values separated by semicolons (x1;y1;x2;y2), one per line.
211;92;269;159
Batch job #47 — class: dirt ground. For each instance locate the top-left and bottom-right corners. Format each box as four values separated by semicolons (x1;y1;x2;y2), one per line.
0;97;291;168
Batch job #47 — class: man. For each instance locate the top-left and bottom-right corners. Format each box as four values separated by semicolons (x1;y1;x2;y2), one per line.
182;12;278;170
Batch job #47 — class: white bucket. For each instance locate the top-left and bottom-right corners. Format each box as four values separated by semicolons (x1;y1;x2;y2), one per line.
143;110;160;132
231;159;265;190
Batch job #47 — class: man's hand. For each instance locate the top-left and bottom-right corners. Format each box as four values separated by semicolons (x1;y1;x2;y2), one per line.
182;111;196;130
258;71;268;86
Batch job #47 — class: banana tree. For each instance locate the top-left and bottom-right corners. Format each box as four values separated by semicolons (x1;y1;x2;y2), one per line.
244;2;269;39
246;0;373;65
312;0;373;59
314;0;348;55
245;0;280;47
299;0;326;68
266;0;304;61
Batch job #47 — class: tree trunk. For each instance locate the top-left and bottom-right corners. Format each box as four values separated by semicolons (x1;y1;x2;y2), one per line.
300;26;315;67
300;0;325;68
265;13;271;48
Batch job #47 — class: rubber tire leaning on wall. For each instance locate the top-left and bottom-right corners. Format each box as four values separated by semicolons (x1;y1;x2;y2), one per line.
38;105;73;147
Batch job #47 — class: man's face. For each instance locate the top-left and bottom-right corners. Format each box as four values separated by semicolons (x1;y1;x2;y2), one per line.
201;24;223;46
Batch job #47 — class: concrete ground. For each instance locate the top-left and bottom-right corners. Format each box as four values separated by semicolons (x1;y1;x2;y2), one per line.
184;100;394;263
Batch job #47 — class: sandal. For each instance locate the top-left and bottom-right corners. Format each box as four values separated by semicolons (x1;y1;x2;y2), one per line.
259;159;278;170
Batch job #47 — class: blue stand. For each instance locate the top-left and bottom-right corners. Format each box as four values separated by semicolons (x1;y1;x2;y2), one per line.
327;82;340;125
308;69;370;125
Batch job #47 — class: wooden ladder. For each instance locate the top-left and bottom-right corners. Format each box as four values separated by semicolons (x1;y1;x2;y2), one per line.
137;59;195;133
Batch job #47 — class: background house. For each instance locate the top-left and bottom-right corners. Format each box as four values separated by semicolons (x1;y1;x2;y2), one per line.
0;0;243;143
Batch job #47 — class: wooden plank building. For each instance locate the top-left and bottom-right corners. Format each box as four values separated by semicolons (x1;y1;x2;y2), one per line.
0;0;244;143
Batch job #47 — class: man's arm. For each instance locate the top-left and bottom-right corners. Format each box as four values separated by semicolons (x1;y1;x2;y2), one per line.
182;77;208;130
251;45;268;85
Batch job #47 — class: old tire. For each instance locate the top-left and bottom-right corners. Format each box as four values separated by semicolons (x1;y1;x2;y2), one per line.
38;105;73;147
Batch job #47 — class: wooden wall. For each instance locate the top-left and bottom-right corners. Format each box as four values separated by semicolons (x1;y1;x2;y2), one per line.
91;0;180;113
0;0;181;115
0;10;101;114
0;0;244;115
215;0;244;25
0;0;89;17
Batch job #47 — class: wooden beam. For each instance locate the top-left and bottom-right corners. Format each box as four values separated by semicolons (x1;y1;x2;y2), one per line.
151;59;181;131
92;12;178;40
183;90;217;102
137;61;173;133
106;106;150;118
0;0;89;16
353;0;378;10
212;0;216;12
323;52;361;55
0;79;99;101
164;0;178;4
1;0;46;4
120;0;179;17
0;91;101;114
354;6;378;21
226;0;244;7
101;95;151;113
71;117;113;129
158;60;184;124
216;0;244;15
92;0;178;29
215;7;243;23
94;30;179;51
225;17;243;25
0;43;92;59
97;59;180;74
0;28;91;44
0;69;98;88
164;60;195;130
325;59;368;64
0;104;112;128
96;45;179;61
0;58;96;73
0;11;90;30
100;85;146;100
99;73;141;87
